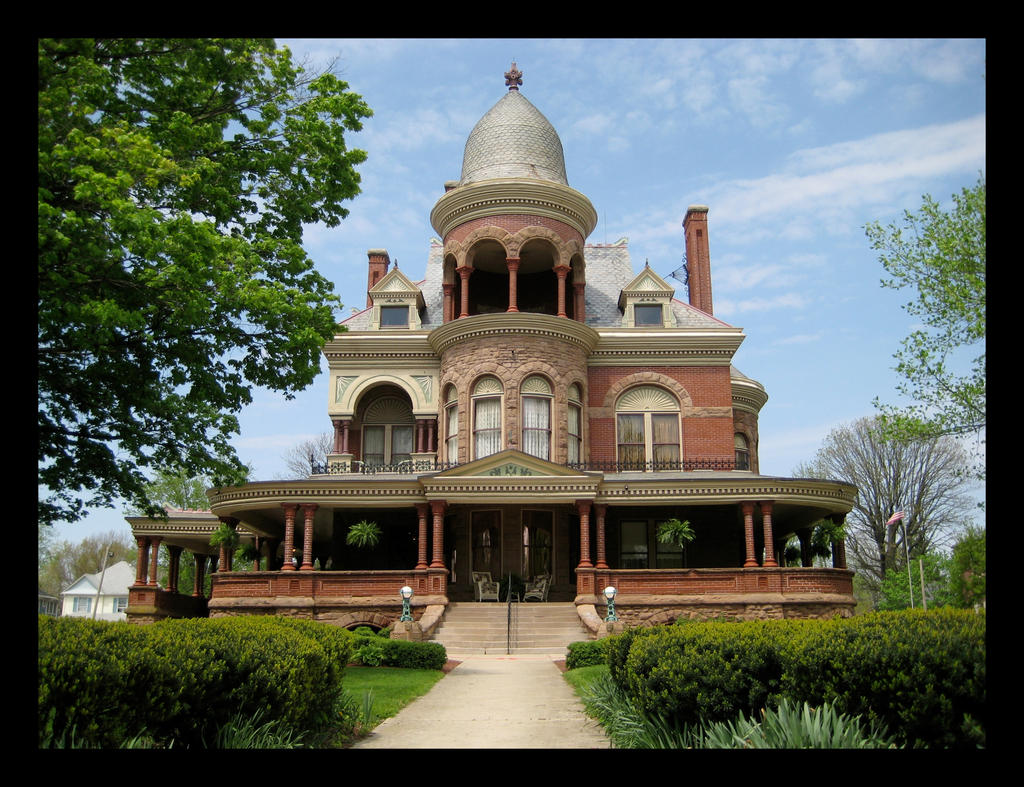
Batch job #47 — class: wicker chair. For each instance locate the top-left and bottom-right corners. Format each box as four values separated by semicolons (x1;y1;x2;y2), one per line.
523;574;551;602
473;571;500;602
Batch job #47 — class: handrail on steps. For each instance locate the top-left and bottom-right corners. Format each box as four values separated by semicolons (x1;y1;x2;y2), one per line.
506;572;519;654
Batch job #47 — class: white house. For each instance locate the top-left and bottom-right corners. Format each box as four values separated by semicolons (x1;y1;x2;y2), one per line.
61;560;136;621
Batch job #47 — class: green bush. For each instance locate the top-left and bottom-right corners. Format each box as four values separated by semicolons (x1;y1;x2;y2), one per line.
566;639;608;670
610;610;985;749
349;634;447;670
39;615;352;748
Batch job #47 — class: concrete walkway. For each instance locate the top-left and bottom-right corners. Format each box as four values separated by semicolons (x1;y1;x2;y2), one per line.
350;654;611;749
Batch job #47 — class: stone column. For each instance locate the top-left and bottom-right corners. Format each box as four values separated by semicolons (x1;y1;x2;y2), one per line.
300;504;318;571
415;503;430;570
427;418;436;453
332;419;343;454
576;500;593;568
594;504;608;569
430;500;446;568
134;536;149;586
442;283;455;323
147;536;162;586
457;266;472;318
741;502;758;567
281;503;298;570
167;545;182;593
573;282;586;323
506;257;520;312
760;501;777;567
341;419;351;454
554;265;570;318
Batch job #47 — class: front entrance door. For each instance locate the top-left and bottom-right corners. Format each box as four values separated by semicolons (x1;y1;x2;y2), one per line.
471;510;502;579
522;509;553;580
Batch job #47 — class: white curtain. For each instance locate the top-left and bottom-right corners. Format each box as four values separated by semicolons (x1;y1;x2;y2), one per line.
364;425;385;466
446;404;458;461
474;397;502;458
391;425;413;465
522;396;550;459
652;414;680;465
568;403;581;463
617;414;645;467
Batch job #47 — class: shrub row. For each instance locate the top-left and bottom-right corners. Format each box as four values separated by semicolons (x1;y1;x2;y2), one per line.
566;639;609;670
39;615;352;748
607;609;985;749
349;633;447;670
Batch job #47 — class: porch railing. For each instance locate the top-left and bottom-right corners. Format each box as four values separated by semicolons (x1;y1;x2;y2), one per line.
310;457;736;475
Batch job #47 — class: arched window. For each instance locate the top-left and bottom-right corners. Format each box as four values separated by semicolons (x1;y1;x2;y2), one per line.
472;376;503;459
444;385;459;463
615;386;681;470
521;376;552;460
361;394;414;469
567;383;583;464
734;433;750;471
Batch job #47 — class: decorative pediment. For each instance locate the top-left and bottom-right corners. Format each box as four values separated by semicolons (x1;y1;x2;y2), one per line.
421;449;601;502
617;263;677;327
368;267;425;329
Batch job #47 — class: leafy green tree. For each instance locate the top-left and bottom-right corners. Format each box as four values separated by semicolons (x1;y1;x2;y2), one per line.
38;529;137;597
877;552;956;611
866;175;985;475
38;39;371;527
949;525;986;609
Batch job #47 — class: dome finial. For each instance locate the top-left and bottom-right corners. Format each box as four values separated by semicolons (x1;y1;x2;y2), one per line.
505;61;523;91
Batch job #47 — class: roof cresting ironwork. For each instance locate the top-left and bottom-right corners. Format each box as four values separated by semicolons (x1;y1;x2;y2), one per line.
505;61;523;91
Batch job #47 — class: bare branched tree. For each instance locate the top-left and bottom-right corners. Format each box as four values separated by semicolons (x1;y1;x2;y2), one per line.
794;416;975;603
281;432;335;479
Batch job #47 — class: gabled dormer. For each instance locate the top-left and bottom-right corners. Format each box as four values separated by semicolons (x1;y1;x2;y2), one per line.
368;265;426;329
617;263;677;327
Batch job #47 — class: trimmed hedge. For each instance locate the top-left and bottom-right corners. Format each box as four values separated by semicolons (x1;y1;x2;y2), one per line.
612;609;985;749
39;615;352;748
348;634;447;670
566;639;608;670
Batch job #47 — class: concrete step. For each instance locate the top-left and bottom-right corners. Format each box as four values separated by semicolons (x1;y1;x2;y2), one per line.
433;601;591;656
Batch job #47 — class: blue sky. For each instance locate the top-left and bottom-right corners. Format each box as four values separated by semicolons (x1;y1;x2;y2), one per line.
50;38;986;546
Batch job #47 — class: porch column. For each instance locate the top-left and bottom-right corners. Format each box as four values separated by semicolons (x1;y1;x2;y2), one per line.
252;537;262;571
134;536;149;586
554;264;570;318
741;502;758;567
281;503;298;570
759;501;778;567
831;513;848;569
506;257;520;312
147;536;162;586
430;501;446;568
576;500;593;568
457;266;472;318
427;418;436;452
415;503;430;570
416;419;425;453
332;419;343;454
192;553;206;597
341;420;351;454
218;517;238;572
594;503;608;569
167;545;182;593
300;504;318;571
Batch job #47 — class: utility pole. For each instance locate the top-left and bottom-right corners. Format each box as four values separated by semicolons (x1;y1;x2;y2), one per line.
91;545;115;620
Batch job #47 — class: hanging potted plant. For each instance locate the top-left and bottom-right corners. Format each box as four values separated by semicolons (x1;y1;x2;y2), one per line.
346;520;383;549
657;517;695;554
209;522;241;571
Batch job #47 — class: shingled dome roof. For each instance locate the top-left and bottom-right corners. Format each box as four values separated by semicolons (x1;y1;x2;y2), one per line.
460;90;568;186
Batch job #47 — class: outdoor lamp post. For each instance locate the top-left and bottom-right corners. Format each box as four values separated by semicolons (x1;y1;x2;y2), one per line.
603;586;618;622
400;585;414;622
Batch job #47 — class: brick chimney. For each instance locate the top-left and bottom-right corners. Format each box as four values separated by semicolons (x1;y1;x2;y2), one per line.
366;249;391;308
683;206;712;315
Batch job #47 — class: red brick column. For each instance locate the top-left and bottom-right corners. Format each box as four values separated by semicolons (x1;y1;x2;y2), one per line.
167;545;182;593
554;265;570;318
457;266;472;318
300;504;318;570
192;553;205;597
594;503;608;569
760;501;778;567
281;503;298;570
430;501;446;568
742;502;758;567
134;536;149;586
506;257;520;312
218;517;238;572
147;536;162;586
576;500;593;568
427;418;436;452
415;503;430;570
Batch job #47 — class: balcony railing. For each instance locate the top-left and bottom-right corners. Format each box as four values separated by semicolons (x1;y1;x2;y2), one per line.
310;456;735;475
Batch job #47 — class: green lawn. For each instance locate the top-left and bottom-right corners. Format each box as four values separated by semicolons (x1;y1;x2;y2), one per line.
342;666;446;731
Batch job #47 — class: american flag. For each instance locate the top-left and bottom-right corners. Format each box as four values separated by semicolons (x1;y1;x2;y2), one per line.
886;511;905;525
